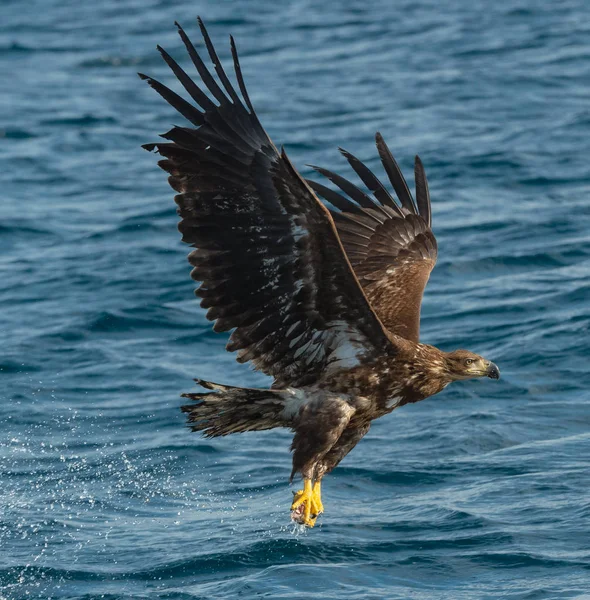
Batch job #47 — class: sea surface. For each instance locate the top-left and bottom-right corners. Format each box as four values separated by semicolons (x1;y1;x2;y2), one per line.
2;0;590;598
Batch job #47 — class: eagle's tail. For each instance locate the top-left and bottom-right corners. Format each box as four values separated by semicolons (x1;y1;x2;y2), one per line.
180;379;289;437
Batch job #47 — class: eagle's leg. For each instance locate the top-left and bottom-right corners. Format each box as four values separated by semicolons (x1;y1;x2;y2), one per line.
289;396;356;527
312;479;324;514
308;422;371;522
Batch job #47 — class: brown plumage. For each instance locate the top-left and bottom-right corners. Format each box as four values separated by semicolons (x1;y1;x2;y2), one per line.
307;142;437;342
141;19;500;528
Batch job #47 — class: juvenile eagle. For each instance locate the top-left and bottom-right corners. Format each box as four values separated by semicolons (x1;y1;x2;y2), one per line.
141;19;500;527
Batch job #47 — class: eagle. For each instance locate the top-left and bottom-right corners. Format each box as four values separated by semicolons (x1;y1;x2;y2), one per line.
140;19;500;528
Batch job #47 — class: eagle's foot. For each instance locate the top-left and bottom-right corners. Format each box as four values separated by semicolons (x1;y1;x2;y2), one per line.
290;478;322;527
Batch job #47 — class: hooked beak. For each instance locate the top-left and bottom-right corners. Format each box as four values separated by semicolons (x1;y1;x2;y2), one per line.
486;362;500;380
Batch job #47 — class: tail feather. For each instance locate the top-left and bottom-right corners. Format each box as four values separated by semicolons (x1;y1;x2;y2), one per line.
181;379;287;437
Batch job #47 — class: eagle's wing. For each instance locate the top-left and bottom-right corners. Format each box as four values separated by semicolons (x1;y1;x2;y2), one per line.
140;20;398;388
307;138;438;343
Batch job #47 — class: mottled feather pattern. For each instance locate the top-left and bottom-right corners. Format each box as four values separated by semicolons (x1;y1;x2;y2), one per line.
289;393;356;480
141;20;397;390
313;422;371;479
309;141;438;342
181;379;288;437
141;20;500;495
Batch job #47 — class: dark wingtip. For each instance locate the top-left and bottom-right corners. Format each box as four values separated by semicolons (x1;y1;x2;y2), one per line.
374;132;388;155
307;164;330;177
142;143;157;152
229;32;255;113
193;378;215;389
414;154;432;227
374;131;417;214
137;72;149;80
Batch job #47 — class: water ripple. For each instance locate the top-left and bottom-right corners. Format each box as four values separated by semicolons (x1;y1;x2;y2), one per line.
2;0;590;599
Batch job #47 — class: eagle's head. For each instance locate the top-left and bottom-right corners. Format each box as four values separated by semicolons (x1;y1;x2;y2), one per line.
444;349;500;381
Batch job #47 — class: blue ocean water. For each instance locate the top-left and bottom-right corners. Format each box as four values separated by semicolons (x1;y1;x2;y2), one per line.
2;0;590;597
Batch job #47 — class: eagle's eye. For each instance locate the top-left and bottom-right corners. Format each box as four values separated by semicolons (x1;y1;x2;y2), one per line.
465;358;474;366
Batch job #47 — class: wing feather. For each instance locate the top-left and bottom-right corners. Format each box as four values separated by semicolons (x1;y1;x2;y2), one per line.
196;17;244;107
142;20;398;387
310;166;389;219
310;139;438;342
375;132;416;214
414;155;432;228
338;147;403;216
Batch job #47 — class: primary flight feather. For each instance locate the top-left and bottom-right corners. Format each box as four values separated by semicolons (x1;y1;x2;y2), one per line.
140;18;500;528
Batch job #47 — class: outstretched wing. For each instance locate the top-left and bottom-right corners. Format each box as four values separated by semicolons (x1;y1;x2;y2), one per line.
140;19;398;388
307;136;437;342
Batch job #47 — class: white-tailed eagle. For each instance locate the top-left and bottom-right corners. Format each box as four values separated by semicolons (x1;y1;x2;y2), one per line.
140;19;500;527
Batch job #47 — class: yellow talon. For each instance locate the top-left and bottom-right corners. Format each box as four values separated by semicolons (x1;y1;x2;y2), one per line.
291;478;323;527
312;479;324;514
